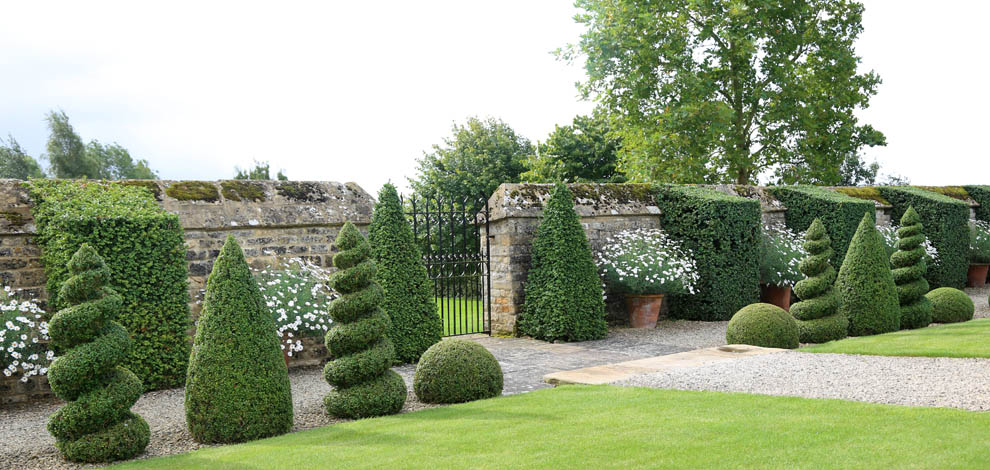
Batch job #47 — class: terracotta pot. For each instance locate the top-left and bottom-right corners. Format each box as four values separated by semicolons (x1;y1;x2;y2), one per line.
624;294;665;328
967;264;989;288
760;284;792;312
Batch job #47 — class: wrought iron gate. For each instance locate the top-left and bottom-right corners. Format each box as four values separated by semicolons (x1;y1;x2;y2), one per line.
404;195;491;336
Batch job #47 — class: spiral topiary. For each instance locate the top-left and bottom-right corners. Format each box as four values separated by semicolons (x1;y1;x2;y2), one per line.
324;222;407;419
836;213;901;336
46;244;149;463
726;303;799;349
790;219;847;344
891;207;934;329
925;287;974;323
414;339;503;404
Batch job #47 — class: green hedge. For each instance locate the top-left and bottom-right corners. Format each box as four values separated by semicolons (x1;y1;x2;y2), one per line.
963;185;990;222
770;185;875;268
654;185;761;321
877;187;970;289
28;180;191;390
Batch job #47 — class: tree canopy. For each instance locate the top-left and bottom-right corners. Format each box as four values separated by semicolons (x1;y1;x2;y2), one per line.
522;111;625;184
44;110;158;179
563;0;885;185
234;160;287;180
0;135;45;179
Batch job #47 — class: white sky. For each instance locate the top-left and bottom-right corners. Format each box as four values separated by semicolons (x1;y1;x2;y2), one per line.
0;1;987;196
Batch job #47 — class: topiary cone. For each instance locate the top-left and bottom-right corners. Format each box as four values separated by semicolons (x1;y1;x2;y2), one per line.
836;213;900;336
185;236;293;443
790;219;847;343
891;206;933;329
324;222;407;419
368;183;442;364
46;244;149;463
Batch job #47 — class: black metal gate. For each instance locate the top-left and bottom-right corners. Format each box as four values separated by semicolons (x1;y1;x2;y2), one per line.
404;195;491;336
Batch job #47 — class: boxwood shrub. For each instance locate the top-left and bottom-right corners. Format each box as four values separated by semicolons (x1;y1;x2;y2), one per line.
28;180;191;390
653;185;761;321
725;303;799;349
836;213;901;336
877;186;970;289
963;185;990;222
770;185;874;268
925;287;974;323
413;339;503;404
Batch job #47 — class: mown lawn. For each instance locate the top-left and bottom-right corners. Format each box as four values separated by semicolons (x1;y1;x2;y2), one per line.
436;297;485;335
802;318;990;358
112;386;987;470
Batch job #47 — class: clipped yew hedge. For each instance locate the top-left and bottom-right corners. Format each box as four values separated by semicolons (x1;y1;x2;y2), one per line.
877;186;970;289
770;185;875;268
28;180;191;391
653;185;761;321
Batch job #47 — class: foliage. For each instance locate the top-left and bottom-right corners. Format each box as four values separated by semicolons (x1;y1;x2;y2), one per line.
725;303;799;349
234;159;287;181
876;224;938;265
86;140;158;179
962;185;990;222
1;286;51;381
925;288;974;324
790;219;847;344
521;111;625;184
758;225;805;287
877;186;970;289
220;180;267;202
912;186;970;201
595;228;700;295
890;207;933;330
46;244;149;463
564;0;884;185
28;180;190;390
165;181;220;202
185;236;293;443
836;213;900;336
324;222;407;419
369;184;442;364
519;184;607;342
43;110;157;179
654;185;761;320
969;221;990;264
254;258;337;357
410;117;532;203
413;339;503;404
804;318;990;358
0;135;45;179
771;185;875;267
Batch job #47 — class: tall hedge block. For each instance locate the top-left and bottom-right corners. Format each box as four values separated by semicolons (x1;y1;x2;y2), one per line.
654;185;761;321
185;236;293;443
368;184;442;364
963;185;990;222
877;186;970;289
47;245;149;463
770;185;874;268
836;214;901;336
891;207;933;330
324;222;407;419
519;184;607;341
29;180;190;391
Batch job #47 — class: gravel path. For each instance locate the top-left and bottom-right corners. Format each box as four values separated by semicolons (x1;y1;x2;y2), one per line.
969;286;989;319
619;351;990;411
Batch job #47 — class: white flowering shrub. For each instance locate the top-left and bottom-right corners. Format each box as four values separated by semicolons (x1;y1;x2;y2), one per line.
877;224;939;265
759;225;806;287
254;258;337;357
970;221;990;264
1;286;52;382
595;229;700;295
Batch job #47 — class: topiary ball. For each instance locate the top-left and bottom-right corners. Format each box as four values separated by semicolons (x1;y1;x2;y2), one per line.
925;288;974;323
726;303;799;349
414;339;503;404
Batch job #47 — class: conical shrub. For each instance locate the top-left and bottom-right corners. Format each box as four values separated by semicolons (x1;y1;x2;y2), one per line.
790;219;847;343
324;222;407;419
891;206;933;329
836;213;900;336
185;236;293;443
46;244;149;463
368;184;442;364
519;184;607;342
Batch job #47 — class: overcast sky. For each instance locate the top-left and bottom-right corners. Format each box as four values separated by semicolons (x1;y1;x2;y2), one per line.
1;1;987;196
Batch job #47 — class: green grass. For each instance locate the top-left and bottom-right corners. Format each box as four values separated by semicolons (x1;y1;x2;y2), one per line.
802;318;990;358
436;297;485;335
111;386;987;470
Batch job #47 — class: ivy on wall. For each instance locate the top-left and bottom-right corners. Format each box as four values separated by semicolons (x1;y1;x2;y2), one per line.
770;186;875;268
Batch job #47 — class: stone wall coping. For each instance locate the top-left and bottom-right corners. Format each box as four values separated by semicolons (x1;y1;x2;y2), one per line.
487;183;661;222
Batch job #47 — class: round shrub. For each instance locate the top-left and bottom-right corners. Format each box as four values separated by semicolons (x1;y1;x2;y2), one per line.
414;339;503;404
726;303;799;349
926;287;974;323
185;236;293;444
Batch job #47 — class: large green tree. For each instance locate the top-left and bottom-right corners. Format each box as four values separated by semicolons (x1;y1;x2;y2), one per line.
234;160;287;180
564;0;884;185
0;135;45;179
522;111;625;183
410;117;532;203
44;110;158;179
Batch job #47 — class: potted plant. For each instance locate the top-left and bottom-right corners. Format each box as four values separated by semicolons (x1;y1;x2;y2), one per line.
596;229;700;328
969;221;990;288
758;225;805;311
